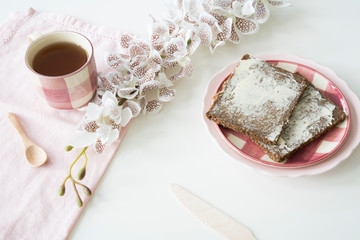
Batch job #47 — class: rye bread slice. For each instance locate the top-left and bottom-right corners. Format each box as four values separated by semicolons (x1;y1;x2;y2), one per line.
206;54;308;144
251;84;346;162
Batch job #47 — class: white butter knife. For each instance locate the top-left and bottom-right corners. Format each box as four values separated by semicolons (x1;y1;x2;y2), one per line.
171;184;256;240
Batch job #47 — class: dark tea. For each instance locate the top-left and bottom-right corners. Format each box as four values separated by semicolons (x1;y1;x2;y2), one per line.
32;42;88;76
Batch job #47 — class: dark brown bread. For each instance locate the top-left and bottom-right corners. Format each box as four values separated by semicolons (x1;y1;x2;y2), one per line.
206;54;308;144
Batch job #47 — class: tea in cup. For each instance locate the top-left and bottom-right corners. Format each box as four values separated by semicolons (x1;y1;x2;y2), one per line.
25;31;97;109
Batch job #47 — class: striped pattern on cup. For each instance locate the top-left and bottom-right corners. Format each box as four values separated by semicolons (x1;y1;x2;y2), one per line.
30;57;97;109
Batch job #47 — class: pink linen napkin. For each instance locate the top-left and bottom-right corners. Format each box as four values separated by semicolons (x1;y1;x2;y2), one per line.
0;8;130;240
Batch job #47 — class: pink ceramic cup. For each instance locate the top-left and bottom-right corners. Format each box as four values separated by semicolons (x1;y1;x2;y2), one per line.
25;31;98;109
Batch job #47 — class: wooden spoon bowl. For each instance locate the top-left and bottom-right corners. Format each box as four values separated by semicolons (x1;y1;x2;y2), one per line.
8;113;48;167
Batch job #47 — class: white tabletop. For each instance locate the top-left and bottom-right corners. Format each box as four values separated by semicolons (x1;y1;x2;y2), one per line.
2;1;360;239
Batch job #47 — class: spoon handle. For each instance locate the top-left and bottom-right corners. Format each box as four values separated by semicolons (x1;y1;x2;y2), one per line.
7;113;33;148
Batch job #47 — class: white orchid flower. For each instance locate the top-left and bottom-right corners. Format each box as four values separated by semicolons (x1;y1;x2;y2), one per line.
70;91;133;153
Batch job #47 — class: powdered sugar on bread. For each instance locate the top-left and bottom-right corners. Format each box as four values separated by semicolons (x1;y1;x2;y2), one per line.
231;58;303;141
254;85;345;161
206;55;308;144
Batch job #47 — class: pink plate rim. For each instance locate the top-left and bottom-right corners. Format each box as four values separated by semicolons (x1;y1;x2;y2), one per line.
202;53;360;177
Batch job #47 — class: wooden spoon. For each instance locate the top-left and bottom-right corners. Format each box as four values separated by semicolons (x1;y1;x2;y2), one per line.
7;113;48;167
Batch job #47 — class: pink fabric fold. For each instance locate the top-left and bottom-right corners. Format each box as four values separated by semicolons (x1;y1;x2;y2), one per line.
0;8;129;240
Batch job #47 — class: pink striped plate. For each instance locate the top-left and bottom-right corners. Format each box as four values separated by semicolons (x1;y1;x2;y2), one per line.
203;54;353;172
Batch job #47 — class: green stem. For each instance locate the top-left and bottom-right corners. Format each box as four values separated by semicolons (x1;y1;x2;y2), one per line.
118;98;127;106
61;146;90;207
83;150;88;169
69;147;87;175
74;180;87;188
72;180;83;207
62;176;70;185
72;180;80;197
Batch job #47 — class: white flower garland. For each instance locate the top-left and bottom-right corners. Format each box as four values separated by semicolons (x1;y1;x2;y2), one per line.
69;0;289;154
61;0;289;207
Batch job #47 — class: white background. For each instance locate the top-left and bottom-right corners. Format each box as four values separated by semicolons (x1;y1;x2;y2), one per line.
1;1;360;239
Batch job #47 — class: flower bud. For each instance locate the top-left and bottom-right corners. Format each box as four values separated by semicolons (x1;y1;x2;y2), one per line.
77;198;83;207
77;167;86;180
59;184;66;196
82;186;92;196
64;145;74;152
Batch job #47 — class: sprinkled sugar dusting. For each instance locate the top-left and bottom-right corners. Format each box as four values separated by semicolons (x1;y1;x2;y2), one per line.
231;59;301;140
255;85;343;160
206;55;308;144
